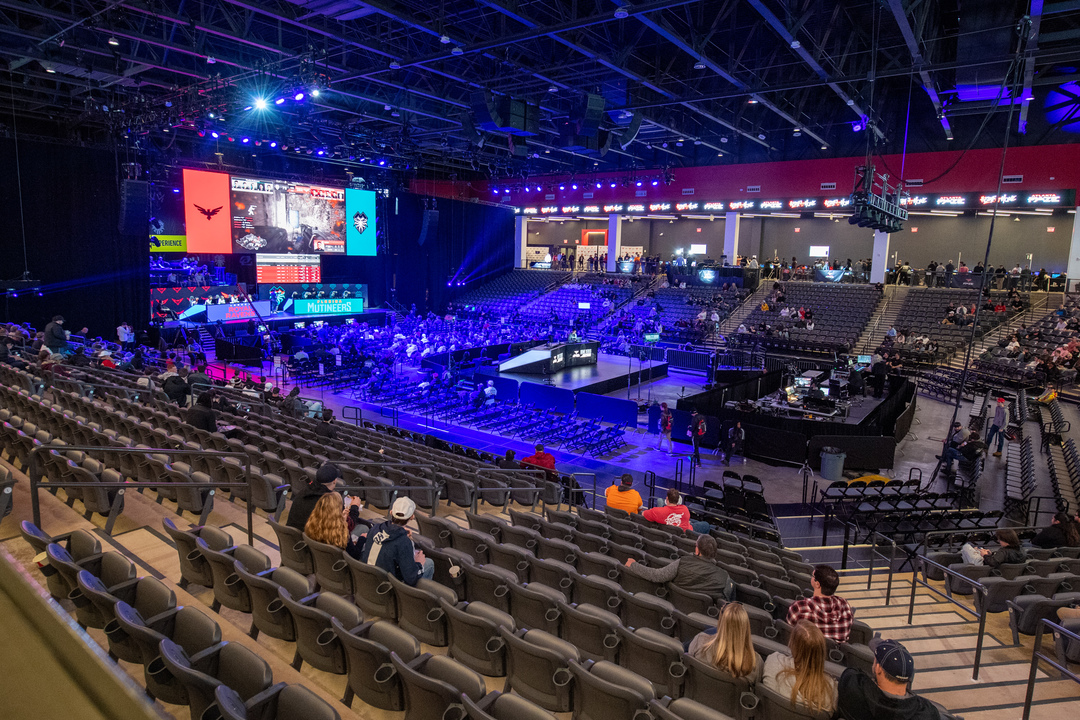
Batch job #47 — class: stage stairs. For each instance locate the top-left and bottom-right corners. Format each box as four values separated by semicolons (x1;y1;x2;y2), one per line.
196;326;214;352
856;284;907;353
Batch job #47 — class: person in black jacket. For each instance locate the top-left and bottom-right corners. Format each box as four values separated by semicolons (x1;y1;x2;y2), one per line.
185;392;218;433
360;497;433;585
623;534;733;600
314;408;338;440
43;316;71;353
837;638;940;720
285;463;340;531
961;528;1027;566
1032;512;1080;549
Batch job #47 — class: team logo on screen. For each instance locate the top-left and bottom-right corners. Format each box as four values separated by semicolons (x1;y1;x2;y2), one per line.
352;211;369;234
194;204;223;220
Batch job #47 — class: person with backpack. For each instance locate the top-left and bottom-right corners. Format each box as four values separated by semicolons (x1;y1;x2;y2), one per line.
360;497;433;585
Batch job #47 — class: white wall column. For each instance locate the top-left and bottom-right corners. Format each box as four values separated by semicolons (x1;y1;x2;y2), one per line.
1068;207;1080;291
870;230;890;284
723;212;741;264
514;215;527;269
606;214;622;272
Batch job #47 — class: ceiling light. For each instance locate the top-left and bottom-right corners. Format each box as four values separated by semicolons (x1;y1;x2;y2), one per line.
254;98;267;110
846;98;855;106
548;85;557;92
720;137;729;143
44;64;56;73
275;97;285;105
614;7;629;19
790;40;801;49
294;91;305;101
108;36;120;46
694;61;705;70
440;35;450;44
206;56;216;64
311;88;320;97
384;104;392;111
747;98;758;104
821;145;828;150
451;46;464;55
793;131;801;137
389;60;401;69
693;140;701;145
757;133;766;140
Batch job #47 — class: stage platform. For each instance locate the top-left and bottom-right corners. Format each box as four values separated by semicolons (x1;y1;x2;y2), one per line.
161;308;392;329
496;352;668;395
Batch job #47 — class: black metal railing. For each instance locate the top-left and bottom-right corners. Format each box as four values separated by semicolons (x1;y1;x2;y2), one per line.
29;444;255;542
1022;619;1080;720
908;555;990;680
863;529;899;605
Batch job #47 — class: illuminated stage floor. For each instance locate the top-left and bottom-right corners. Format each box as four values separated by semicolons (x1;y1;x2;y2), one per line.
495;352;668;395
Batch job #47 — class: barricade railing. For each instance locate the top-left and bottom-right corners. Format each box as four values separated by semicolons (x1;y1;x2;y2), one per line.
28;444;256;543
341;405;363;426
908;555;990;680
1022;619;1080;720
923;525;1046;553
188;382;274;417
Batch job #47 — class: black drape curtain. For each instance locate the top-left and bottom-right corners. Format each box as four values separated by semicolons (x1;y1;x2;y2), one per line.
0;138;148;336
322;192;515;313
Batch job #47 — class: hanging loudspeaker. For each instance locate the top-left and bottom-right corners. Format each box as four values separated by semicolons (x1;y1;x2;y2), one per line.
118;180;149;235
471;90;503;131
619;112;643;149
574;94;607;137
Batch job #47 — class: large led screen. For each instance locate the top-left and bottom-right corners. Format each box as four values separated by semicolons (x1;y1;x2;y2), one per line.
255;253;322;283
345;188;378;256
230;177;346;254
183;169;233;253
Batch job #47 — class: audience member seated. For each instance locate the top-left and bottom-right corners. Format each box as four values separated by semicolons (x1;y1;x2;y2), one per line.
285;463;341;531
359;497;433;584
1031;512;1080;549
786;565;854;643
642;487;711;533
304;492;366;560
314;408;338;440
624;535;733;600
605;473;643;514
522;443;556;472
687;602;762;681
184;391;218;433
762;621;837;714
837;638;941;720
960;528;1027;567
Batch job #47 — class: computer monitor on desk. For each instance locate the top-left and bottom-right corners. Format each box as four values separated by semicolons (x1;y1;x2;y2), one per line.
857;355;872;365
794;377;811;388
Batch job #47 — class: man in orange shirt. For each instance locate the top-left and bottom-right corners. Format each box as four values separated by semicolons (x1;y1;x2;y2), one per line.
605;473;643;514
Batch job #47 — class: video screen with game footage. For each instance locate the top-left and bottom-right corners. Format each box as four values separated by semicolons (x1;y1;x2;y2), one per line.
230;177;345;254
182;169;377;256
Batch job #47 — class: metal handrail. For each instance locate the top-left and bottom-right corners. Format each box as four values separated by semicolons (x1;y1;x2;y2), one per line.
922;524;1047;552
341;406;363;425
28;444;255;543
1022;619;1080;720
908;554;990;680
863;529;899;605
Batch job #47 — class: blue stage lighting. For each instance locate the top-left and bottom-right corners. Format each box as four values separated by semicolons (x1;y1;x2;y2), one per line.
294;92;305;101
270;142;277;148
172;188;180;193
254;98;267;110
317;149;325;155
559;185;565;190
503;188;510;193
636;181;642;186
610;182;616;188
651;180;659;186
571;183;578;190
211;131;219;138
378;159;386;166
492;188;499;194
275;97;285;105
595;182;602;189
242;137;250;143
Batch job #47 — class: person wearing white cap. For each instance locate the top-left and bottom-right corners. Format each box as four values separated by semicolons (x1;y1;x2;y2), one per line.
359;496;433;585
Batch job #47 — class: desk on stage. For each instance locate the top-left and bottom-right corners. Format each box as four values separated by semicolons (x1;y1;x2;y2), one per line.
498;341;600;374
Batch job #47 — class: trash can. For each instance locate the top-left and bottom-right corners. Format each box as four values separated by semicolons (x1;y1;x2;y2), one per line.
820;447;846;483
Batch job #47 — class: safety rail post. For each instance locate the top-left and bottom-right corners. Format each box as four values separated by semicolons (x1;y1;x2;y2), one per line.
570;473;596;511
1022;619;1080;720
674;459;684;491
29;444;254;544
907;555;990;680
864;530;899;605
644;470;657;503
341;406;363;426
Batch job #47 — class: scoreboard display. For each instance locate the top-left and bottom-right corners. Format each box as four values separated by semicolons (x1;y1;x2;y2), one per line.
255;254;322;283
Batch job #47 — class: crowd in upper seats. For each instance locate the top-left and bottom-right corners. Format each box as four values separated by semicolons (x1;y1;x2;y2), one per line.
150;256;214;286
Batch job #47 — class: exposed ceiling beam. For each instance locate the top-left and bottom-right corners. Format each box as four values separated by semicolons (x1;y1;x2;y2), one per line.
1019;0;1044;135
744;0;885;140
885;0;952;141
633;9;830;149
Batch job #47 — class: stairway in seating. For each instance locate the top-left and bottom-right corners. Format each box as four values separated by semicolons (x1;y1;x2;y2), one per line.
716;283;771;336
196;326;214;352
946;292;1058;370
856;285;908;353
831;573;1078;720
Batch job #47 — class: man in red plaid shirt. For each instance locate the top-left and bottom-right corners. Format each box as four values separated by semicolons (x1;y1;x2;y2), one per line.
786;564;854;643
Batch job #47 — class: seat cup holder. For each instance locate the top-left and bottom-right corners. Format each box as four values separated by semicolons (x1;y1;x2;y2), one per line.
660;616;676;630
426;607;446;623
603;633;620;649
494;585;510;598
485;636;506;654
376;581;393;596
373;663;398;685
544;608;561;623
551;667;572;687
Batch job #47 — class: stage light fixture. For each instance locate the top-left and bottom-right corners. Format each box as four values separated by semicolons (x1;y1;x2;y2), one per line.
757;133;766;140
316;149;324;155
206;56;216;64
379;159;386;166
294;92;305;101
44;65;56;73
821;145;828;150
311;88;320;97
275;97;285;105
172;188;180;193
571;183;578;190
559;184;565;190
720;137;729;143
747;98;758;104
636;181;642;186
609;182;616;188
243;105;253;111
270;142;277;148
211;131;219;138
596;182;602;189
492;188;499;194
503;188;510;193
451;47;463;55
440;34;450;44
254;98;267;110
651;180;659;186
536;186;542;192
242;137;250;143
852;121;863;132
694;61;705;70
614;7;629;18
108;36;119;46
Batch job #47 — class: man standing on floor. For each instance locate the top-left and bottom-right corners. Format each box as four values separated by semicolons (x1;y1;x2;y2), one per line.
985;397;1008;457
689;409;706;467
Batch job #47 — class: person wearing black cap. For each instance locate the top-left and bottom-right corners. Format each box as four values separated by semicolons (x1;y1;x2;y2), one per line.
285;462;340;531
837;637;941;720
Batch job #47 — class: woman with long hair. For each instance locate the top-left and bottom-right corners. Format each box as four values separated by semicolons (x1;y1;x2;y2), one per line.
687;602;761;681
1032;512;1080;549
762;620;837;713
304;492;364;559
